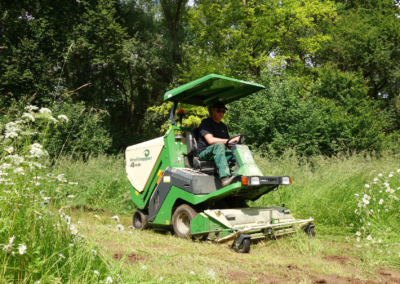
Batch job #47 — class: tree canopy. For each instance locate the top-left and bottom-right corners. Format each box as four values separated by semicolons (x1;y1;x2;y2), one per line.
1;0;400;156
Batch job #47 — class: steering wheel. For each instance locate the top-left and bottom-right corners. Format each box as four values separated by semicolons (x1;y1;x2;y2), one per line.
225;134;248;148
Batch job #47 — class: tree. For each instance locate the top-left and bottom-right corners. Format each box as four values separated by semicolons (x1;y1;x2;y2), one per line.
184;0;337;81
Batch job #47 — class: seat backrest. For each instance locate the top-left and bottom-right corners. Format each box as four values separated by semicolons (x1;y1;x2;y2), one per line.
186;128;199;156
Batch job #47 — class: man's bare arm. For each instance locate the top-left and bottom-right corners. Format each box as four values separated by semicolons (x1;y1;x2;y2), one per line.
204;134;239;145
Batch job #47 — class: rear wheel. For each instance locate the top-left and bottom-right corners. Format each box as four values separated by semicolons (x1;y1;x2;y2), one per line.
133;209;150;230
172;204;197;238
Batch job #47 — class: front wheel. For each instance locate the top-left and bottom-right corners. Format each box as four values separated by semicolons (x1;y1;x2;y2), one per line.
236;238;251;253
172;204;197;238
303;223;316;237
133;209;150;230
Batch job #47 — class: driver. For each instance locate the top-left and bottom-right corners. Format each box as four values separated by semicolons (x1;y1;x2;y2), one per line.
197;101;240;187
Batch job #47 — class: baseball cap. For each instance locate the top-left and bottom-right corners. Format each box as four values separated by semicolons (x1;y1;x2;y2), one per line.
212;101;228;110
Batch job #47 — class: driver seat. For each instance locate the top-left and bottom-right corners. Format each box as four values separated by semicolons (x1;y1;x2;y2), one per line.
185;128;234;174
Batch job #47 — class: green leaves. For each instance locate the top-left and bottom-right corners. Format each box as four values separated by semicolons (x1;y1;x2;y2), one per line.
185;0;337;79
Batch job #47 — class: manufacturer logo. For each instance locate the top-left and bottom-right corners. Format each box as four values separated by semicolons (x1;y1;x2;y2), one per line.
130;149;153;163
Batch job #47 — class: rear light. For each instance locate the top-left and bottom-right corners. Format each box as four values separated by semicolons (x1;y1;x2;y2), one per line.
241;176;249;186
290;177;292;184
156;171;164;184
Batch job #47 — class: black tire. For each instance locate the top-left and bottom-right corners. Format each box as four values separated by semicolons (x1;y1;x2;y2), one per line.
236;238;251;253
133;209;150;230
303;223;316;237
172;204;198;238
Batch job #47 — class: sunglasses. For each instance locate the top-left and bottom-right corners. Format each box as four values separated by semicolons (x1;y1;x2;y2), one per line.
214;108;226;114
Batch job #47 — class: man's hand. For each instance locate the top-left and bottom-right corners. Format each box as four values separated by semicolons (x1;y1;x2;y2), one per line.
204;134;240;145
230;136;240;143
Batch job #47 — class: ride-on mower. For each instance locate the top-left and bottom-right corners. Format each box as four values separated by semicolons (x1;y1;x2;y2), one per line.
126;74;314;253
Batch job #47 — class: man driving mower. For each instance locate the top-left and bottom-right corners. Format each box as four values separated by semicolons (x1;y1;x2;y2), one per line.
197;101;242;187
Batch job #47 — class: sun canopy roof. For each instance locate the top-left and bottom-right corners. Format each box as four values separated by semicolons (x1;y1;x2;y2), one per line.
164;74;265;106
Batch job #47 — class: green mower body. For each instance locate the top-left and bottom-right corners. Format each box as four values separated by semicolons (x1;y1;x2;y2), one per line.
126;74;314;252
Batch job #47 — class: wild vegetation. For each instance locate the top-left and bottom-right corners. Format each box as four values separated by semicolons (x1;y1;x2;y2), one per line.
1;0;400;282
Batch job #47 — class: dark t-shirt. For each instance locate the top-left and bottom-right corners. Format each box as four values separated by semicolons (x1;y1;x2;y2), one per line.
197;117;229;154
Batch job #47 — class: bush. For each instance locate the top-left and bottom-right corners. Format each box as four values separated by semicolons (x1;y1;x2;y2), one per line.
227;69;392;156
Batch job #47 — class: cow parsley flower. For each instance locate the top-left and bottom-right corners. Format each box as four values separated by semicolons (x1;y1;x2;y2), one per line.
58;115;69;123
39;108;52;114
22;112;35;122
25;105;38;111
49;116;58;124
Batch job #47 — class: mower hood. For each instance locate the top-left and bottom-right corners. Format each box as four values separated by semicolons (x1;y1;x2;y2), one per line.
164;74;265;106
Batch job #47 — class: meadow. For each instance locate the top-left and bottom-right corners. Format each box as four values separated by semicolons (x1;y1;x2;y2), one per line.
1;106;400;283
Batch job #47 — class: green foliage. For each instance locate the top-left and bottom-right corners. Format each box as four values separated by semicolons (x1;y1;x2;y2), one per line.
227;68;391;155
185;0;337;79
48;102;113;158
315;0;400;99
147;102;208;132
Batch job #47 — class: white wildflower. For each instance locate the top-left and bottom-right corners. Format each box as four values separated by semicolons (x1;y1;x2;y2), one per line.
92;249;97;256
366;235;372;241
111;215;120;222
389;174;393;177
49;116;58;124
71;229;78;235
58;253;66;259
94;270;99;276
58;115;69;123
9;235;15;244
25;105;38;111
374;178;379;182
378;173;383;177
356;231;361;236
357;237;360;242
4;147;14;154
69;225;76;231
116;224;124;232
106;277;113;284
189;271;195;275
365;184;370;188
39;108;52;114
22;112;35;122
379;199;384;205
18;243;27;255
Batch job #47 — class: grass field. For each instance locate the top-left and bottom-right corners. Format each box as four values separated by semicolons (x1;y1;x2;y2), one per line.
2;150;400;283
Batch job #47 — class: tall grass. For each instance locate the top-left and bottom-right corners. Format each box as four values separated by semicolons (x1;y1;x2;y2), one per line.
254;149;400;266
51;155;132;214
0;106;124;283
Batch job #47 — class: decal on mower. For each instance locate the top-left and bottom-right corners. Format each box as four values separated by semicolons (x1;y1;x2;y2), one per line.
163;176;171;183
